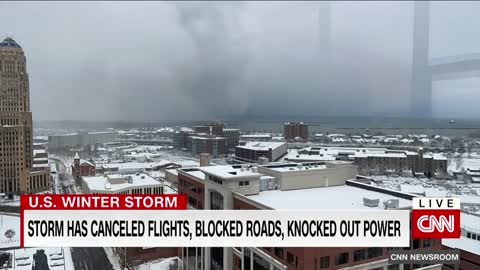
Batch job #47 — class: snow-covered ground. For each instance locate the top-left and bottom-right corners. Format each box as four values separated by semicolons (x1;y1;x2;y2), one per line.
134;257;179;270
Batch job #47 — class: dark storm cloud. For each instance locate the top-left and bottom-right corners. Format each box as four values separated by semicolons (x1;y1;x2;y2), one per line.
171;2;250;118
0;1;479;121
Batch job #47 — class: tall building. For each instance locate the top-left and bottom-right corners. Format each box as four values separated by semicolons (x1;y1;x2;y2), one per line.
0;37;50;193
283;121;308;141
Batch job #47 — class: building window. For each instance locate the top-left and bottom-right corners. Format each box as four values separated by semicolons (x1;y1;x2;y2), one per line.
467;232;471;238
274;248;283;259
423;239;431;248
188;196;197;207
388;265;400;270
319;256;330;269
413;239;421;249
335;252;348;265
354;249;367;261
287;252;294;264
210;191;224;210
367;247;383;258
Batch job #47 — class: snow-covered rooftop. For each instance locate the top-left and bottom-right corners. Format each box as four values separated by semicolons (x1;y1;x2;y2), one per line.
200;165;261;180
260;163;328;173
83;173;162;192
247;185;412;210
236;141;286;151
180;168;206;180
443;235;480;255
240;134;272;138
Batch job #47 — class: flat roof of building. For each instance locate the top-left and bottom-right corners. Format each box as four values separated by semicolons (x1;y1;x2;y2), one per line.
100;159;198;170
260;162;329;173
236;141;286;151
247;185;412;210
200;165;262;179
189;136;225;140
180;168;206;180
83;173;161;192
443;236;480;255
240;134;272;138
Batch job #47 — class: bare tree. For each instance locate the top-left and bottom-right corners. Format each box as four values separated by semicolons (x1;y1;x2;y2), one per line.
454;154;464;171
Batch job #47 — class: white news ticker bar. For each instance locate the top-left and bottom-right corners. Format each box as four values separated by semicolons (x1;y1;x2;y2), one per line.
412;197;460;210
23;210;410;247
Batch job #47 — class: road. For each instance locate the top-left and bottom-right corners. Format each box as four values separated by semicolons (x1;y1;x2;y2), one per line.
71;247;114;270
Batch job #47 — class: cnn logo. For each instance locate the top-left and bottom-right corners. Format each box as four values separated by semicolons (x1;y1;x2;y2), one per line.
412;198;460;239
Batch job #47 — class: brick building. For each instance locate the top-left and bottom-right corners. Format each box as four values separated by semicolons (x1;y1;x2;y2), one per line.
284;122;308;142
177;164;443;270
72;152;96;178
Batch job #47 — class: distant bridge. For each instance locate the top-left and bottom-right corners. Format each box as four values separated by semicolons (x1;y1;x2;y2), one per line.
119;139;173;146
430;53;480;80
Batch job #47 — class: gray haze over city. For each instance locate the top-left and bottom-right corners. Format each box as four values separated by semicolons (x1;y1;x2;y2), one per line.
1;1;480;122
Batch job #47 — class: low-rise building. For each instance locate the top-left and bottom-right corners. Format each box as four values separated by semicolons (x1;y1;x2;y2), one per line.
235;141;287;163
72;152;96;178
81;173;163;195
82;172;178;266
223;128;240;152
240;134;273;142
284;121;308;141
189;135;226;158
257;161;357;191
48;131;117;150
177;164;443;270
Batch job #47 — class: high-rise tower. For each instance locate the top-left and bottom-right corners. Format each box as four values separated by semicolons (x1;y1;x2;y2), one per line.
0;37;49;193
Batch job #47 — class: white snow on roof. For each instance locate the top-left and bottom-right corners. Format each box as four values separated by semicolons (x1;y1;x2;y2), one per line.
33;149;47;155
236;141;286;151
80;159;94;167
355;152;407;158
135;257;179;270
443;236;480;255
461;212;480;233
181;169;206;180
100;159;198;171
247;185;412;210
240;134;271;138
261;163;328;172
83;173;161;192
201;165;261;179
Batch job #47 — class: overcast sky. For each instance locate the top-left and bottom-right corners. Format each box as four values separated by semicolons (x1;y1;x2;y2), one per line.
1;1;480;121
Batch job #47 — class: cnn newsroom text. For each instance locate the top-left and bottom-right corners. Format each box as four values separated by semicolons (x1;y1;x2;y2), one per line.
21;195;461;264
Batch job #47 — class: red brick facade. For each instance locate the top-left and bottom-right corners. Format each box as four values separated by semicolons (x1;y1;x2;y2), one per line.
178;170;205;209
232;196;443;270
72;158;95;177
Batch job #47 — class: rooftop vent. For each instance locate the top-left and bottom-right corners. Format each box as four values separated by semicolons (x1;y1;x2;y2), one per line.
383;199;399;209
363;198;380;207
